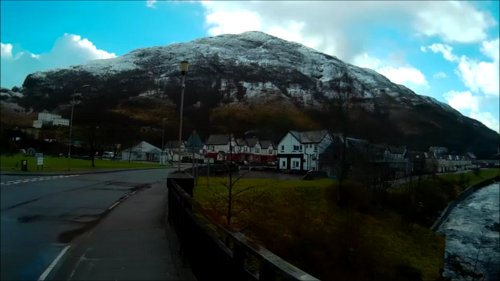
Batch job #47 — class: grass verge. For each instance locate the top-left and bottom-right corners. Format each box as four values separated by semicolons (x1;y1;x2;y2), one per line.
194;176;445;281
1;154;165;173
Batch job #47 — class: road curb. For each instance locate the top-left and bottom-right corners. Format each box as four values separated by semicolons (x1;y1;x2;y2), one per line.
0;167;168;177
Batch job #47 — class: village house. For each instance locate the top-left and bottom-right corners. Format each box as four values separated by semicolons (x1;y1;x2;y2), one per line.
319;137;392;180
122;141;162;162
204;134;276;164
277;130;333;171
204;134;237;161
163;140;186;162
260;140;277;163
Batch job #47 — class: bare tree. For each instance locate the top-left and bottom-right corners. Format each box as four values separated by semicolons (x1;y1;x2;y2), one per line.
321;64;362;206
205;78;288;228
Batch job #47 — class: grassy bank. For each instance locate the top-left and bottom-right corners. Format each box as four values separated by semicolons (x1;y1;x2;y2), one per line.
437;169;499;185
389;169;500;227
0;154;164;173
194;177;445;281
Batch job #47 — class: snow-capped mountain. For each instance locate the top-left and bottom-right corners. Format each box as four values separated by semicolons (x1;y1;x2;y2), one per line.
17;31;500;155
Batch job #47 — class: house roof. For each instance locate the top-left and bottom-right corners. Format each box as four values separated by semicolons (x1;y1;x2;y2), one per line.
147;147;162;154
164;140;184;149
408;151;425;161
236;138;246;146
246;137;260;147
388;145;406;154
185;131;204;150
289;130;329;144
260;140;272;149
124;141;160;153
206;134;229;145
424;152;434;159
466;152;477;159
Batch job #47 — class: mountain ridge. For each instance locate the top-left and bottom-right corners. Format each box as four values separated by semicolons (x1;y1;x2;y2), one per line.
7;31;500;156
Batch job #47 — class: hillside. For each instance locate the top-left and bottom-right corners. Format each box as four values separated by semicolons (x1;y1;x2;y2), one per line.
8;31;500;156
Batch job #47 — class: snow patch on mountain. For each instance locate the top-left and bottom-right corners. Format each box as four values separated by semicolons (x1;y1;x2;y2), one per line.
22;30;466;123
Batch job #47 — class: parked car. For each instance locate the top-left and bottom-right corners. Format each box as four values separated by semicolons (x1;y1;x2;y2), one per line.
102;151;114;159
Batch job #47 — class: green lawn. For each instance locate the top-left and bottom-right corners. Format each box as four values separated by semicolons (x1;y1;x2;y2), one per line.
0;154;165;173
194;176;445;281
437;168;499;185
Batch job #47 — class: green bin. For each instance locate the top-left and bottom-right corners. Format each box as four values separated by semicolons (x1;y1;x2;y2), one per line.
21;159;28;172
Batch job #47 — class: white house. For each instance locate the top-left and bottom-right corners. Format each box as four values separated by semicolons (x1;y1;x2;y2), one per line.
260;140;277;163
164;140;186;162
205;134;238;161
122;141;162;162
33;111;70;128
277;130;333;171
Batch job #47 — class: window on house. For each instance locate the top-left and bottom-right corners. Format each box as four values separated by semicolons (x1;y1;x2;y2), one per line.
293;161;299;168
282;161;286;167
255;147;260;153
314;145;317;152
281;145;284;151
269;149;273;154
300;145;303;151
293;145;300;151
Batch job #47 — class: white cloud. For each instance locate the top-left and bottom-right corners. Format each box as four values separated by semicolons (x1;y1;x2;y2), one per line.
146;0;157;8
377;66;428;88
352;53;428;89
421;43;459;62
456;38;499;96
422;38;499;96
434;72;448;79
444;90;480;112
470;112;499;133
443;90;499;133
1;43;13;59
412;1;497;44
1;34;116;88
200;1;496;62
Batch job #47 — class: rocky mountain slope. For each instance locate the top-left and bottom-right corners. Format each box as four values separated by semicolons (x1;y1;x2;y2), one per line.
12;31;500;156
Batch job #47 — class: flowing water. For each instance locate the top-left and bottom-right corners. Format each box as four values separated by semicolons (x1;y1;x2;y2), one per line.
438;183;500;281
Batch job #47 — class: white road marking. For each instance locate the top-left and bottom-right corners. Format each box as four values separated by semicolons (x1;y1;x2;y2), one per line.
108;202;120;210
0;175;80;186
38;245;72;281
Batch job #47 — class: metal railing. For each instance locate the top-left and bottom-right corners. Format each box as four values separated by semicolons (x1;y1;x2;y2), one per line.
167;176;320;281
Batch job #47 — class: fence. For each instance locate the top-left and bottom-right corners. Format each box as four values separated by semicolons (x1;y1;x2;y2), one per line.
167;172;320;281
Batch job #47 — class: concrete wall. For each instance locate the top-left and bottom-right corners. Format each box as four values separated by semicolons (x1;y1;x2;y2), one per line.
430;175;500;232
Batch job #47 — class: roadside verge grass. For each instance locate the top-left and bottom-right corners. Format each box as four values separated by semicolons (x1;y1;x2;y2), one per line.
194;176;445;281
1;154;164;173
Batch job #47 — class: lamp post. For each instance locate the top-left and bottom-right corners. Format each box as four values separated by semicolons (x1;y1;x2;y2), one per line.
161;117;167;165
177;60;189;171
68;85;90;171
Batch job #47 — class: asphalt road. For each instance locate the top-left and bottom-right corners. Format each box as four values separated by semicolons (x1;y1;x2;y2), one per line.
0;168;175;281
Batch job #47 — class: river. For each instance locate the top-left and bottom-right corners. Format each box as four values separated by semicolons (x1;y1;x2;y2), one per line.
438;183;500;281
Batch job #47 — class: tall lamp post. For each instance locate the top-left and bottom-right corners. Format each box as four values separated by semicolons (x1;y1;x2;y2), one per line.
161;117;167;165
177;61;189;171
68;85;90;171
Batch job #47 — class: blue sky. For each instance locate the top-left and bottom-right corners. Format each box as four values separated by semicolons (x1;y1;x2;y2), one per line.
1;1;499;133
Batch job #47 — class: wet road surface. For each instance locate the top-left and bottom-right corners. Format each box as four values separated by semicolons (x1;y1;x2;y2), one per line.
0;168;173;281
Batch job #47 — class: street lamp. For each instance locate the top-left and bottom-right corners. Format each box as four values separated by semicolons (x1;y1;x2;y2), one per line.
161;117;167;165
177;60;189;171
68;85;90;171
